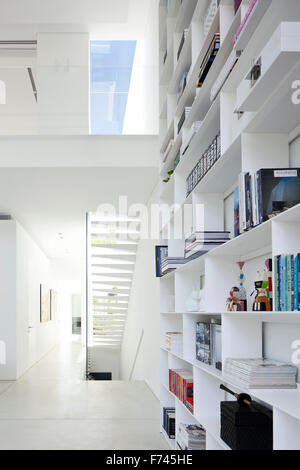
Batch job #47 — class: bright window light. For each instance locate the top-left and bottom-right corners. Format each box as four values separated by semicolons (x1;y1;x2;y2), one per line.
90;40;136;135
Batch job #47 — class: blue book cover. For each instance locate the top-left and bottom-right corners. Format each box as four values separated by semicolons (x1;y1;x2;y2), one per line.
280;255;286;311
234;186;239;238
277;255;281;312
298;255;300;311
294;255;298;311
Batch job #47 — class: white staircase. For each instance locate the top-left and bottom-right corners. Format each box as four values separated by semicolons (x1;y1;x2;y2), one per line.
86;213;140;349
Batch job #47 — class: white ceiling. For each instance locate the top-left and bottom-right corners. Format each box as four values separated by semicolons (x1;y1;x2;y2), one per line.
0;0;157;40
0;167;157;261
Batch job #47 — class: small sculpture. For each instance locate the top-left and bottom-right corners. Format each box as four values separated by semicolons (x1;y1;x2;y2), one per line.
186;284;204;312
252;271;271;312
237;262;247;311
265;259;273;311
226;287;241;312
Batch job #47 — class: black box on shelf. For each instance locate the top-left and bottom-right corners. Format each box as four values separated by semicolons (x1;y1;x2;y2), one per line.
220;401;273;450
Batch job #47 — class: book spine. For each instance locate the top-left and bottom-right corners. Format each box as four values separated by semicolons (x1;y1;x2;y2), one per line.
274;256;278;311
287;255;292;312
257;170;263;224
278;255;281;312
291;255;294;312
294;255;297;311
298;255;300;311
238;173;245;233
280;255;284;312
284;256;288;312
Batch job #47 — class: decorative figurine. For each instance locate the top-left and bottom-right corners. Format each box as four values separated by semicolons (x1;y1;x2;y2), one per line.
226;287;241;312
252;271;271;312
237;262;247;311
265;258;273;311
186;284;201;312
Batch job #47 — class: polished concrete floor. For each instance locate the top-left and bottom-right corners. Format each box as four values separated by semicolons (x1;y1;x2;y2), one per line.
0;339;168;450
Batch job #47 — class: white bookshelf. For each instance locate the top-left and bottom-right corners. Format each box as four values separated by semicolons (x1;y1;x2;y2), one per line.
159;0;300;451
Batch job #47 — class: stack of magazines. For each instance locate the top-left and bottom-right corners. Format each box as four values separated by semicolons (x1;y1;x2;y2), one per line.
177;424;206;451
165;332;183;354
161;257;189;275
185;231;230;259
224;358;298;389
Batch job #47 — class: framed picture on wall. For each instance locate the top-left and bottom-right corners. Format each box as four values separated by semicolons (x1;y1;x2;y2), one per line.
50;289;57;321
40;285;51;323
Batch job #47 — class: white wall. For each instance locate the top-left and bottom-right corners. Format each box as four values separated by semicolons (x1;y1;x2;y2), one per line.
16;222;60;377
37;33;90;135
120;185;160;397
0;219;60;380
89;347;120;380
0;135;159;167
290;134;300;166
0;220;17;380
123;2;159;135
55;280;82;343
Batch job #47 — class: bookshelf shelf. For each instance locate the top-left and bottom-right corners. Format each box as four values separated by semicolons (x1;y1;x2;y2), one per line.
160;44;174;86
161;426;176;449
244;57;300;134
167;0;181;19
183;7;240;130
159;98;167;119
168;28;192;95
160;119;174;153
174;0;198;34
160;129;182;177
176;94;221;176
159;0;300;451
234;0;272;53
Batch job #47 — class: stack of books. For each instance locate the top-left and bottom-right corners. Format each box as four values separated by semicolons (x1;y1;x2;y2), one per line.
186;133;221;197
163;407;175;439
155;246;168;277
169;369;194;413
203;0;221;38
177;424;206;451
177;29;189;61
185;231;230;259
161;257;189;275
235;168;300;236
274;254;300;311
181;121;202;156
196;321;222;370
161;139;174;164
197;33;220;88
178;107;192;134
165;332;183;354
224;358;298;389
